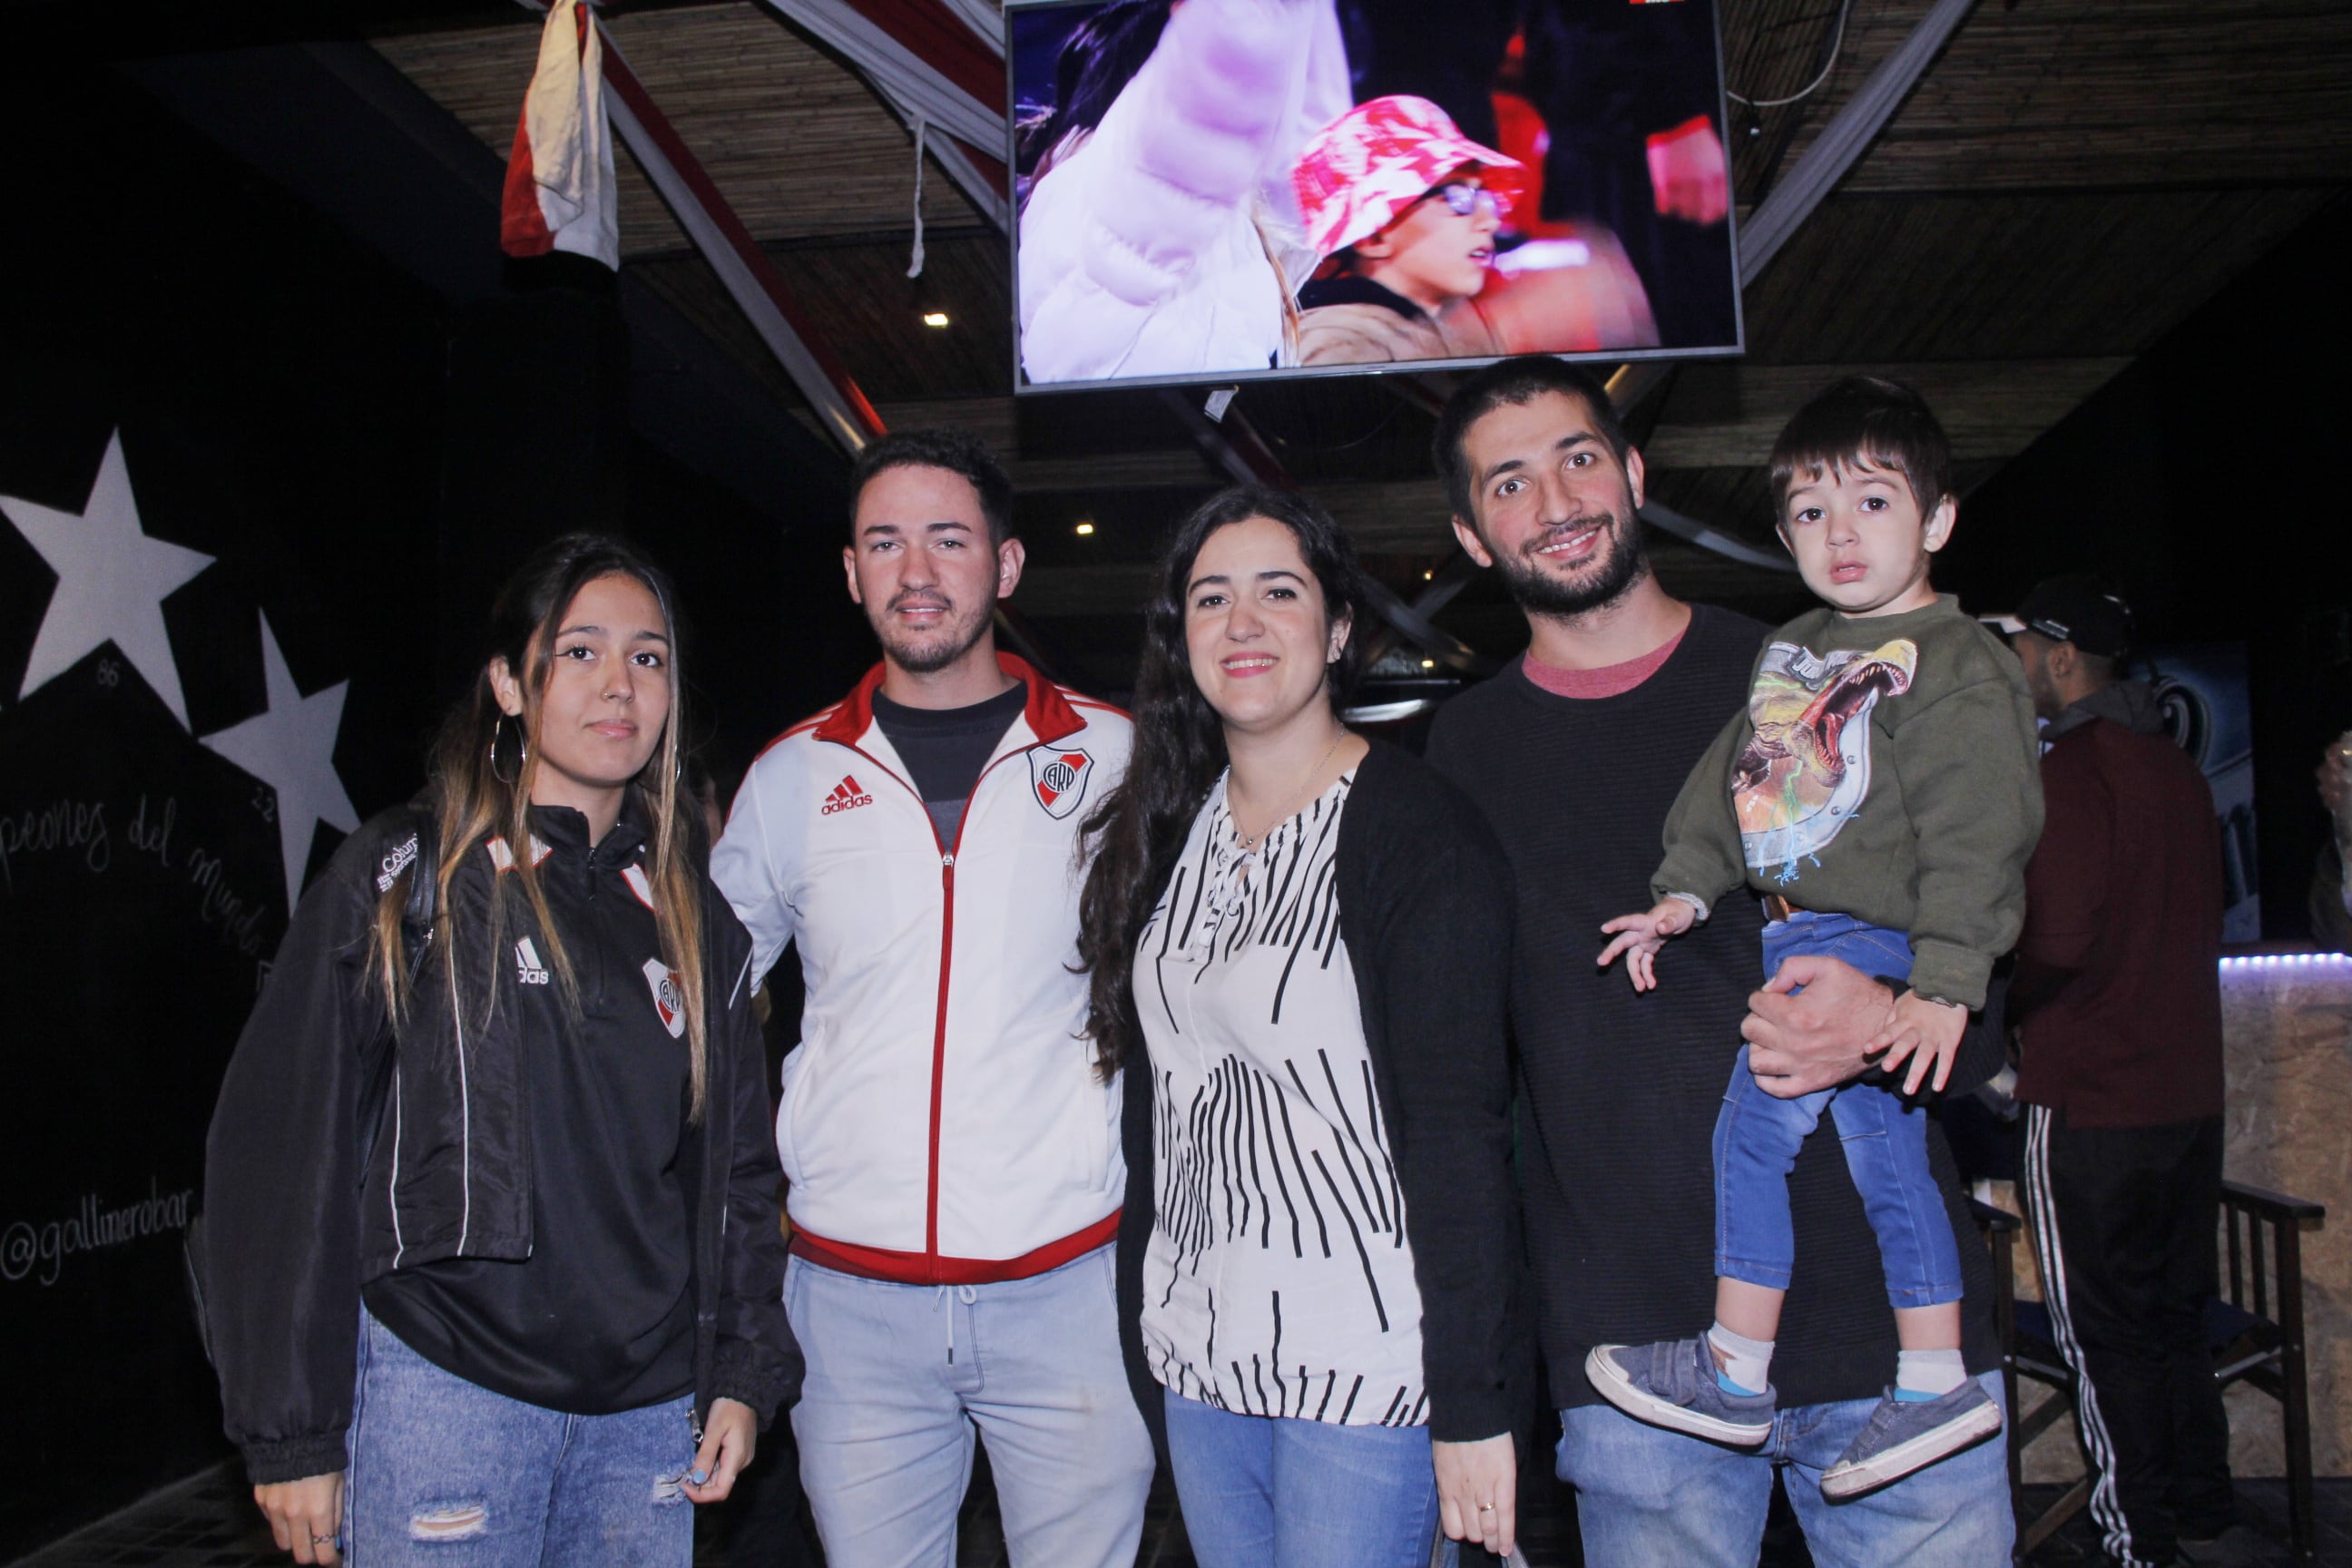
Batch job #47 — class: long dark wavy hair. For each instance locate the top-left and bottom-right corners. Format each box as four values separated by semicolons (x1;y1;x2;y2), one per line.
1075;486;1372;1078
368;534;712;1120
1014;0;1171;180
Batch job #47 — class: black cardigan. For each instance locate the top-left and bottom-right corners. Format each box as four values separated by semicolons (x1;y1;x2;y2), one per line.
1114;740;1527;1448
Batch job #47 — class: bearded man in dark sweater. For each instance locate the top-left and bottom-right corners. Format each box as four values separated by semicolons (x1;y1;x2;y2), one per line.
1422;358;2011;1566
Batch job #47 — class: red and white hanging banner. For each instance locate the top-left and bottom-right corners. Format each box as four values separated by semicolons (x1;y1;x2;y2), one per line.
500;0;620;268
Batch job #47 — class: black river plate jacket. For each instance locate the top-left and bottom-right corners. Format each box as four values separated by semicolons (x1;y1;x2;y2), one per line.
196;805;799;1485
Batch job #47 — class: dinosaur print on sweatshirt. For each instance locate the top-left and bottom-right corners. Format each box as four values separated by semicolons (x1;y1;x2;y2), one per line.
1734;638;1918;884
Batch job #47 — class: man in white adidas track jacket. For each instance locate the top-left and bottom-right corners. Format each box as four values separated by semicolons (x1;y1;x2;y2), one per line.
711;430;1152;1568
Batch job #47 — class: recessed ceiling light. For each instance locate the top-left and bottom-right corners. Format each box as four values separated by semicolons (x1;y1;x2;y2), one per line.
922;311;950;328
1420;658;1436;670
1074;521;1095;536
1423;570;1434;580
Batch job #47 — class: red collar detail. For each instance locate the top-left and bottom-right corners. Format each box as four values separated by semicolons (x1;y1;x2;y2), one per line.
813;653;1084;748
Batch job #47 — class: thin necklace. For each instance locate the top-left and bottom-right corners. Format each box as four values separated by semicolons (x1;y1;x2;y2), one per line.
1230;730;1345;852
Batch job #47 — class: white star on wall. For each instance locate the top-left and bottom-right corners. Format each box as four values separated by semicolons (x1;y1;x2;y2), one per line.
201;614;360;913
2;430;214;729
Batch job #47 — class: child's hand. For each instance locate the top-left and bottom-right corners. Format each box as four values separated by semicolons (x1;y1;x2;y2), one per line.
1870;992;1968;1095
1598;898;1700;993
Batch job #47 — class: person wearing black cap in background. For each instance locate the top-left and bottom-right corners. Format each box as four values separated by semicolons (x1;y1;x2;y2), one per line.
2004;576;2239;1568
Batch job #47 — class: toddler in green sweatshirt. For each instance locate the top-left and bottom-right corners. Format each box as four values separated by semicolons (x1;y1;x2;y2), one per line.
1585;377;2042;1500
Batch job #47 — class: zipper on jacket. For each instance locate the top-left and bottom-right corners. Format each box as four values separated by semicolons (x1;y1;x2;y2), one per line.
919;747;1043;1279
837;734;1036;1283
926;848;955;1272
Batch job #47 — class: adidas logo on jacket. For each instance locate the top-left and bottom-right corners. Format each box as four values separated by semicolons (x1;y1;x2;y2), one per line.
710;656;1133;1285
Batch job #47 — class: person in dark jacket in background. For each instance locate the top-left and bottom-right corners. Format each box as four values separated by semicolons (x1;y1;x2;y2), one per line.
1077;485;1524;1565
2006;576;2235;1568
200;535;798;1566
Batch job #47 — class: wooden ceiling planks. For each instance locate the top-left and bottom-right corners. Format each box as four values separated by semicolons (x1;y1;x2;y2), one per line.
857;352;2126;505
1741;186;2336;363
373;2;986;259
760;232;1013;398
631;230;1012;410
1644;357;2130;470
1733;0;2352;200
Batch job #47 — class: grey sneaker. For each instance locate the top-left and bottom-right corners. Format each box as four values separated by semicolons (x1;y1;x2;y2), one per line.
1819;1381;2004;1499
1584;1338;1775;1446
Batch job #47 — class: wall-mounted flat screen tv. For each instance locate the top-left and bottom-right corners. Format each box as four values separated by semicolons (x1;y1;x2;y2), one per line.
1009;0;1741;392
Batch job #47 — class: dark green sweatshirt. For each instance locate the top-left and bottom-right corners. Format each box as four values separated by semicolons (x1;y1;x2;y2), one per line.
1651;594;2043;1009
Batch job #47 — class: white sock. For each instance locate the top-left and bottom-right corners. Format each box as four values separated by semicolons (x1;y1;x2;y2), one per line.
1895;1348;1966;1399
1706;1323;1774;1396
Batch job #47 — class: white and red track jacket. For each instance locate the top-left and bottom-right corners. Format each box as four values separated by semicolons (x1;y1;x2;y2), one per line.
711;655;1132;1286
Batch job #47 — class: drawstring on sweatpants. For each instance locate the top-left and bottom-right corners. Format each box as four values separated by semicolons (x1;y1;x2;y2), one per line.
936;1282;978;1363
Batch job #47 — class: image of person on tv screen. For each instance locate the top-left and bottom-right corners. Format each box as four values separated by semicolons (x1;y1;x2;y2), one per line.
1289;95;1519;366
1292;95;1658;368
1015;0;1348;385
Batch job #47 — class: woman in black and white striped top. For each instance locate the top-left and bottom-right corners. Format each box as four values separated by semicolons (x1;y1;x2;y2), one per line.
1078;486;1524;1566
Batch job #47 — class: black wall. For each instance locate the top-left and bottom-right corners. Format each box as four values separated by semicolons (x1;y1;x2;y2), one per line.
0;57;863;1556
1942;196;2352;940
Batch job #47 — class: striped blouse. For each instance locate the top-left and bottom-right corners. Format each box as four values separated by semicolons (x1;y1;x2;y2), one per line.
1133;771;1429;1427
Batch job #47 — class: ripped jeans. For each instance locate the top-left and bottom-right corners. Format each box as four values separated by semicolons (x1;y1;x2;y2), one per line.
345;1307;697;1566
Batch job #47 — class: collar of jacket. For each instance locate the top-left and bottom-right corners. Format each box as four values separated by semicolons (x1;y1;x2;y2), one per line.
525;795;651;869
2045;678;2164;742
814;652;1085;749
1298;272;1427;322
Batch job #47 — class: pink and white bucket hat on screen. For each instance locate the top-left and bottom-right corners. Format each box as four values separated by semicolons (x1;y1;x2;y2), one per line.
1293;94;1528;262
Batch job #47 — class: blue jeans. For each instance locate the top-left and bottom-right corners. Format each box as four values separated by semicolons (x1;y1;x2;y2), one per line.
785;1247;1154;1568
1558;1373;2015;1567
345;1308;697;1567
1163;1389;1442;1568
1714;913;1965;1309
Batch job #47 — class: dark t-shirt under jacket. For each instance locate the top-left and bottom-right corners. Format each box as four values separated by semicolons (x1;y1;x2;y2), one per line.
873;682;1028;845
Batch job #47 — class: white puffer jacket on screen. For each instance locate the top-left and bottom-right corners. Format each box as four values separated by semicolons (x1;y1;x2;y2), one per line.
1016;0;1348;384
710;657;1133;1285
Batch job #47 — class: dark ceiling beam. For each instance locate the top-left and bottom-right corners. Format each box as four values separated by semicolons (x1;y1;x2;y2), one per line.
1737;0;1982;286
596;24;888;453
119;38;841;528
1638;500;1793;573
0;0;726;61
755;0;1011;229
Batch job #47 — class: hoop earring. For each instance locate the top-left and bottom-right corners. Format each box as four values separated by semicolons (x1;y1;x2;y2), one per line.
489;715;526;786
